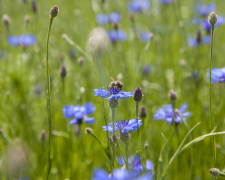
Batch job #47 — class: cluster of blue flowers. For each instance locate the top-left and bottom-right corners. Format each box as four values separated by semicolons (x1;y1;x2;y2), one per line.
62;102;96;125
8;34;37;46
207;67;225;83
96;12;121;24
154;103;191;125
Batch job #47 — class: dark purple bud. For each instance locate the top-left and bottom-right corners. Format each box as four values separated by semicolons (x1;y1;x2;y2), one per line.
113;22;119;30
60;64;67;79
169;89;177;101
32;0;37;13
49;5;59;19
196;30;202;44
133;86;143;102
140;105;147;119
69;49;76;60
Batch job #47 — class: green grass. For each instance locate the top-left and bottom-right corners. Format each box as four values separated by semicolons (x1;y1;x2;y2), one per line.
1;0;225;179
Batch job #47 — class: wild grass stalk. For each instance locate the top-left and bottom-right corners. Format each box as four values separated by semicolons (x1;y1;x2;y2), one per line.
45;6;59;180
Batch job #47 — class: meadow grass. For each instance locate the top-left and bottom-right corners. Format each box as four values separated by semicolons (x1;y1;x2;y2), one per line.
1;0;225;179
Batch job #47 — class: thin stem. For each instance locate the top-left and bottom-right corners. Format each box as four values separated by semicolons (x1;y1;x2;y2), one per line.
116;143;126;165
112;108;115;175
45;17;53;180
91;133;111;159
125;142;129;169
210;24;216;168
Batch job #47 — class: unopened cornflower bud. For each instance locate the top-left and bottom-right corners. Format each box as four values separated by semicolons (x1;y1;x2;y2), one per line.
140;105;147;120
40;130;46;142
209;168;222;177
112;134;119;144
129;12;134;22
169;89;177;101
69;49;76;60
49;5;59;19
2;14;10;26
78;56;85;65
208;12;218;25
113;22;119;30
120;132;130;143
108;98;118;109
85;127;93;134
144;142;149;149
60;64;67;79
31;0;37;13
133;86;142;102
24;15;30;24
196;30;202;44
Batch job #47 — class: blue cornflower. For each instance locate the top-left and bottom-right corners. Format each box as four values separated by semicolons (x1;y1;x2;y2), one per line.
92;168;153;180
94;81;133;101
107;30;127;42
154;103;191;124
8;34;37;46
207;67;225;83
110;12;121;23
196;3;216;17
118;155;153;177
139;32;153;43
103;119;142;134
188;35;210;47
127;0;151;12
62;102;96;125
159;0;175;4
96;14;110;24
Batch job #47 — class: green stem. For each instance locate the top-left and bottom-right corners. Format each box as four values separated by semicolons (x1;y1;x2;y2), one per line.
112;108;115;175
116;143;126;165
125;142;129;169
210;24;216;168
45;17;53;180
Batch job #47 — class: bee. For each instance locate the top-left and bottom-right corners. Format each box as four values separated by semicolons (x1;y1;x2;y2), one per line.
108;78;123;92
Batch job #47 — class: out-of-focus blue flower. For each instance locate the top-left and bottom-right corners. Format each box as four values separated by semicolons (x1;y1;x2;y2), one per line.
188;35;210;47
92;168;132;180
94;83;133;101
118;155;153;177
8;34;37;46
92;168;152;180
143;64;150;74
139;32;152;43
107;30;127;42
96;14;110;24
110;12;121;23
159;0;175;4
154;103;191;124
193;16;225;33
207;67;225;83
196;3;216;17
62;102;96;125
127;0;151;12
103;119;142;134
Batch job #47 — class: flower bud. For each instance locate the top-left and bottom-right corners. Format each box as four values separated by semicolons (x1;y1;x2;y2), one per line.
113;22;119;30
24;16;30;25
120;132;130;143
32;0;37;13
209;168;221;177
2;14;10;26
112;134;119;144
85;127;93;134
140;105;147;120
40;130;46;143
108;98;118;109
69;49;76;60
78;56;85;66
133;86;143;102
169;89;177;101
196;30;202;44
60;64;67;79
49;5;59;19
208;12;218;25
